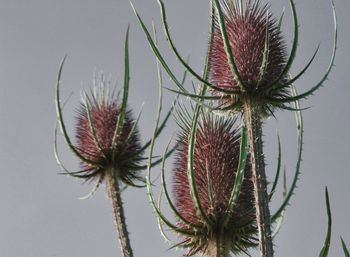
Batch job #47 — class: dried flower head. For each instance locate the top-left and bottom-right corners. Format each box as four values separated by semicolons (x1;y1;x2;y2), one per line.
171;110;257;256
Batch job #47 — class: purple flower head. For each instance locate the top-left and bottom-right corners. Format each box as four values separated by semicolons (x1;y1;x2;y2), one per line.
171;111;257;256
209;0;288;114
74;81;144;186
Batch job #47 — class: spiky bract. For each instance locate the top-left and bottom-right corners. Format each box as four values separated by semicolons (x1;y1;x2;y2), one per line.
209;0;288;115
173;112;257;256
75;83;144;186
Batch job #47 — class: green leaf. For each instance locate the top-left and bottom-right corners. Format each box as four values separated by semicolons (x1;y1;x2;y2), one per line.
319;187;332;257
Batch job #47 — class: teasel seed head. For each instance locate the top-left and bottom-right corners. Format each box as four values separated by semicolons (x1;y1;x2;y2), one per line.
172;111;257;256
74;83;144;186
209;0;289;115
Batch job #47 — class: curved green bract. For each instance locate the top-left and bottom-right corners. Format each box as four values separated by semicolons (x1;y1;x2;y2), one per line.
132;145;176;170
319;187;332;257
160;139;200;228
83;97;106;159
213;0;247;91
130;2;188;94
187;103;213;227
143;32;197;237
222;125;248;227
78;174;105;200
157;191;175;244
275;44;320;90
341;237;350;257
256;14;270;89
266;0;299;90
269;134;282;200
55;56;99;166
271;0;337;103
112;27;130;156
277;8;285;32
124;103;144;146
272;170;287;238
272;84;303;221
165;87;227;101
157;0;241;95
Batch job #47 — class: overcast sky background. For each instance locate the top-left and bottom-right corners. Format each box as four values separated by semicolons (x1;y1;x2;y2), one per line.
0;0;349;257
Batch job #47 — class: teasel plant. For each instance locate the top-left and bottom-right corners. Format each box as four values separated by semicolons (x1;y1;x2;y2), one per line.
53;28;182;257
131;0;337;256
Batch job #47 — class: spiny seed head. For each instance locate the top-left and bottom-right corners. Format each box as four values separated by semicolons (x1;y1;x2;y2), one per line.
173;112;257;256
75;81;144;186
209;0;288;114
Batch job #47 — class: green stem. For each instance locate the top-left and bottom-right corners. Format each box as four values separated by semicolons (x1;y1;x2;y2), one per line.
243;99;273;257
207;231;229;257
106;170;134;257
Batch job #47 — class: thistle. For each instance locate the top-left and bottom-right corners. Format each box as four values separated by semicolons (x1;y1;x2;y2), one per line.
54;28;174;257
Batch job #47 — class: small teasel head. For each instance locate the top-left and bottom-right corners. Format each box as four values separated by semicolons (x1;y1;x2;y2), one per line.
55;28;175;196
170;108;257;256
74;78;144;186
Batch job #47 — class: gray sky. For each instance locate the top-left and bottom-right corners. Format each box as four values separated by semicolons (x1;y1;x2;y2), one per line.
0;0;349;257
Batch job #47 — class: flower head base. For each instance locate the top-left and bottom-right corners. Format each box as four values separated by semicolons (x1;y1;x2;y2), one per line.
172;111;257;256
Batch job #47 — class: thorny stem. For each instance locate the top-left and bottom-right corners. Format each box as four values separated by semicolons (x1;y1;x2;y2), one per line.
243;98;273;257
207;231;229;257
106;170;134;257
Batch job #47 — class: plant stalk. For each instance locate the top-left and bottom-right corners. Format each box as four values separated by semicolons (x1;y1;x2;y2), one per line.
106;170;134;257
243;99;273;257
207;231;229;257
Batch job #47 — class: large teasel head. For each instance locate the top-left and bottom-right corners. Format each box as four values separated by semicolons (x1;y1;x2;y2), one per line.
145;101;259;256
172;109;257;256
54;29;174;196
132;0;337;116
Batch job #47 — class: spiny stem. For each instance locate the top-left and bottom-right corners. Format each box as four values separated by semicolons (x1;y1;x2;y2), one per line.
106;170;134;257
243;99;273;257
208;231;229;257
